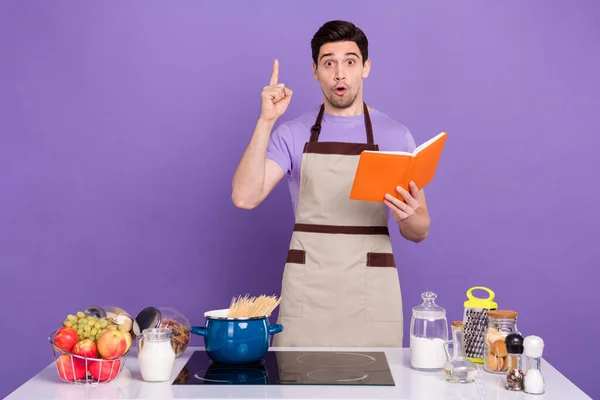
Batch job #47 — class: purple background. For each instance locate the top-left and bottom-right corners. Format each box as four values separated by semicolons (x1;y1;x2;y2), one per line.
1;1;598;398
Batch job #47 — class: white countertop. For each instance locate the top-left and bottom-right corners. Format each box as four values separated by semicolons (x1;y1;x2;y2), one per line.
6;346;591;400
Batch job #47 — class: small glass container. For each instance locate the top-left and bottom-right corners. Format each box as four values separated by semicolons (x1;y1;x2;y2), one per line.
505;333;525;391
137;327;176;382
523;335;545;394
483;310;519;373
444;321;477;383
410;291;449;370
134;306;191;358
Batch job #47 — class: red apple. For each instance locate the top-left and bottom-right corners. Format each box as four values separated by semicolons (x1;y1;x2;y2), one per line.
72;339;98;364
89;359;121;382
96;330;127;360
56;355;86;381
53;327;79;353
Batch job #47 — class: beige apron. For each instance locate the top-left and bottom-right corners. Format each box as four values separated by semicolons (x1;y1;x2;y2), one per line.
273;102;404;348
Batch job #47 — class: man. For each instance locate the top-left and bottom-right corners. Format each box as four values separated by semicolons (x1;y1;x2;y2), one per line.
232;20;430;347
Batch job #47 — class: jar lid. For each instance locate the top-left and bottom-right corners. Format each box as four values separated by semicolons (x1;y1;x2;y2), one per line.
83;305;107;318
487;310;518;319
412;291;446;319
505;333;524;354
133;306;162;336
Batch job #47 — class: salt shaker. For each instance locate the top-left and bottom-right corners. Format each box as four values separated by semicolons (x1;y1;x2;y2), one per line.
505;333;524;391
523;335;545;395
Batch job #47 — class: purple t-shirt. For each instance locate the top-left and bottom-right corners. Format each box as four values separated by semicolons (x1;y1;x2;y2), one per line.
266;106;417;214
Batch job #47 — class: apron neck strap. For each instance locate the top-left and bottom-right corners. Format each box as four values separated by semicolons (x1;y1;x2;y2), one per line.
309;101;374;144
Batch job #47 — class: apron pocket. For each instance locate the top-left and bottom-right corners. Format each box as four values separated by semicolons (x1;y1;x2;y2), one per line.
365;252;403;322
367;252;396;268
280;249;306;319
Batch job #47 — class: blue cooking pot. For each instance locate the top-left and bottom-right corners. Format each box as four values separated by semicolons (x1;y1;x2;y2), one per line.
191;309;283;364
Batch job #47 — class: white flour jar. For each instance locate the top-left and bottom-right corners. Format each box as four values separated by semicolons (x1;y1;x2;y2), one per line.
409;291;449;370
137;327;176;382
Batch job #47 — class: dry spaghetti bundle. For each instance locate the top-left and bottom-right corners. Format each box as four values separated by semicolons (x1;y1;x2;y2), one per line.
227;294;281;318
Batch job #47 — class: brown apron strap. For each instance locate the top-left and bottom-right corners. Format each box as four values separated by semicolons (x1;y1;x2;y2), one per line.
309;102;374;145
309;104;325;142
363;102;374;145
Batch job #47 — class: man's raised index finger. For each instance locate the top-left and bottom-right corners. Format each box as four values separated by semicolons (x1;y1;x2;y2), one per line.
269;59;279;86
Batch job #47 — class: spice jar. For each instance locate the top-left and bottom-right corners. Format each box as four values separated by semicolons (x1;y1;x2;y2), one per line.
483;310;519;373
133;306;191;358
505;333;525;391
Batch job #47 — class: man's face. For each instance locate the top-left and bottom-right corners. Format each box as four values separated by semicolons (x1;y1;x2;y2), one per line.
313;41;371;109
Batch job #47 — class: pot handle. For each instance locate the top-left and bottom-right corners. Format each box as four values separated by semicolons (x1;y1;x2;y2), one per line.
268;324;283;335
190;326;208;336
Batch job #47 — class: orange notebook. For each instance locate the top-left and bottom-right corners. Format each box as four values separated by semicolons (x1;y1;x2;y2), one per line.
350;132;448;202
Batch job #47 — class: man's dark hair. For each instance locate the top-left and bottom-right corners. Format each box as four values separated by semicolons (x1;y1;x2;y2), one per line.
311;20;369;66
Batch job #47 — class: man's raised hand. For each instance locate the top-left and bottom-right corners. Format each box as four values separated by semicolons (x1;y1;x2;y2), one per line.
260;59;293;122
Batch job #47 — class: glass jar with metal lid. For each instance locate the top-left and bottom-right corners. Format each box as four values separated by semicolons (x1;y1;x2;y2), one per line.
134;306;191;357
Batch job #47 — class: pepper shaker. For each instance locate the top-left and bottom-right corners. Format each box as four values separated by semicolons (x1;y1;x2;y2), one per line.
505;333;525;391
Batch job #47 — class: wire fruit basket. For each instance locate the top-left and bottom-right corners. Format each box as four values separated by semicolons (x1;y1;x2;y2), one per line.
49;329;130;385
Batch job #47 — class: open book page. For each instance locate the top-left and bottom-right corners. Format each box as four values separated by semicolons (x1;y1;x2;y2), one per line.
410;132;448;189
349;131;448;202
361;132;447;156
414;132;447;155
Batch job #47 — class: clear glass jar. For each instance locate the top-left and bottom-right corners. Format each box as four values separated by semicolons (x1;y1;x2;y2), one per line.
483;310;519;373
133;306;191;358
137;327;176;382
444;321;477;383
410;291;449;370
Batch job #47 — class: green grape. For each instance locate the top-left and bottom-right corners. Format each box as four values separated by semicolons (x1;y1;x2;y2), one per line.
94;322;102;329
108;325;117;331
67;314;77;321
79;319;88;325
90;328;97;336
77;328;84;336
100;320;108;328
96;333;102;341
76;311;85;318
84;325;91;332
63;320;72;328
82;331;89;339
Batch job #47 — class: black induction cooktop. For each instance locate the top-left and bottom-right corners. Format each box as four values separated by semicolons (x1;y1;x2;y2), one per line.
172;350;395;386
